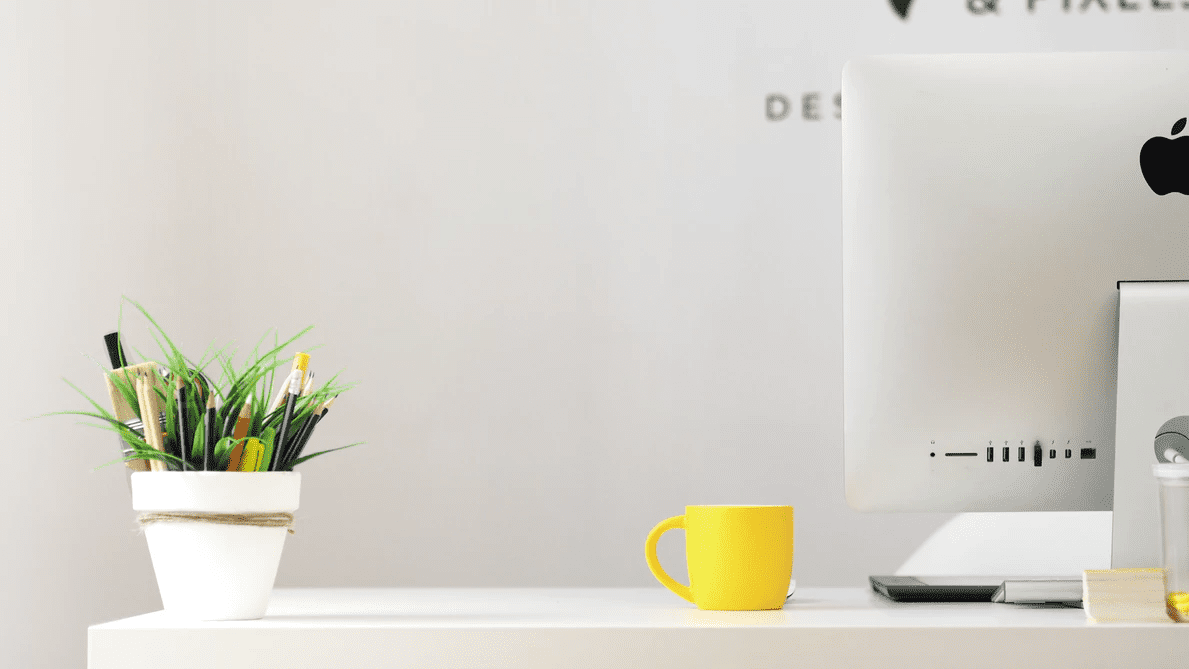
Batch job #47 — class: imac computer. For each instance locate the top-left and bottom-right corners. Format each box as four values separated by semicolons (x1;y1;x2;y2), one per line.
841;52;1189;598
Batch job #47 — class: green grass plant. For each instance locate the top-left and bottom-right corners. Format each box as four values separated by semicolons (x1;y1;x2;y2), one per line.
54;297;359;471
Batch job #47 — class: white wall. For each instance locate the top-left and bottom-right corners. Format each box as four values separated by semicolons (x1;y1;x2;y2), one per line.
2;2;1184;666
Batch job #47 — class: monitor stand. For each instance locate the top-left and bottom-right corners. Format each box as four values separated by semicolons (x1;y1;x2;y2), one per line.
1111;280;1189;568
870;281;1189;603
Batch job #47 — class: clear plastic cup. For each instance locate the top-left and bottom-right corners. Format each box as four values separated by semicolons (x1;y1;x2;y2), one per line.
1154;464;1189;621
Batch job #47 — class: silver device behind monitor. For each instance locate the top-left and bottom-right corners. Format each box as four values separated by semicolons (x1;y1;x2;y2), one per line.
842;52;1189;514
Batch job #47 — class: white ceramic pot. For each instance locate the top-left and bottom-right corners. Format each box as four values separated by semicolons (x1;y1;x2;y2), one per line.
130;472;301;620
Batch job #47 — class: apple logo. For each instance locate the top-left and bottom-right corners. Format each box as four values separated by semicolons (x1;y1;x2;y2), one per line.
889;0;913;19
1140;117;1189;196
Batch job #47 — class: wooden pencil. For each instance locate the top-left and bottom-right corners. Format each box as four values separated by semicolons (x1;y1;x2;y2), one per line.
226;396;253;472
132;374;154;471
268;353;311;414
219;391;240;442
203;390;216;471
103;360;157;472
267;369;296;414
174;375;189;471
135;373;165;472
270;371;302;471
281;398;323;468
144;373;169;470
281;371;317;459
288;395;336;465
291;352;310;393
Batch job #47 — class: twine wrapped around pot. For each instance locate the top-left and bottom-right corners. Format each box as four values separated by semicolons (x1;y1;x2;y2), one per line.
138;511;295;534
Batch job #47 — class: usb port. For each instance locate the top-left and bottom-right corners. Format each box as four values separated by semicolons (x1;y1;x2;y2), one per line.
1002;447;1009;462
1080;447;1096;460
1018;446;1025;462
987;447;994;462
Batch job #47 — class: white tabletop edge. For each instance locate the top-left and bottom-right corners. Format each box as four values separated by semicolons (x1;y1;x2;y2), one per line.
87;587;1182;631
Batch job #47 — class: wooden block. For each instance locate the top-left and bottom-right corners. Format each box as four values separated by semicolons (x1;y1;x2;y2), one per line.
105;362;162;471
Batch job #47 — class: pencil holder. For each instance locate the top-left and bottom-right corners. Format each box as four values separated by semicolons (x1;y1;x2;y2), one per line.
131;472;300;620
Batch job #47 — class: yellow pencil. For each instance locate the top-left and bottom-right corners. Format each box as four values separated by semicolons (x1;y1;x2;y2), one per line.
269;353;311;413
291;352;310;393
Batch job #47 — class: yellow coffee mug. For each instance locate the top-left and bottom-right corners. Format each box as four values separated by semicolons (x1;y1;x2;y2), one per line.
645;505;793;610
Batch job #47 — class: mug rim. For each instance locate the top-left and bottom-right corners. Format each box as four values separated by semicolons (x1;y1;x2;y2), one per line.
685;504;792;509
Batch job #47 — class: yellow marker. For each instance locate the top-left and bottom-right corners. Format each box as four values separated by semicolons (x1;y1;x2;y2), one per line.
238;437;264;472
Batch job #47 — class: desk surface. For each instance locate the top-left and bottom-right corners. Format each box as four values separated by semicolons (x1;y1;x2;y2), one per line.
89;587;1183;669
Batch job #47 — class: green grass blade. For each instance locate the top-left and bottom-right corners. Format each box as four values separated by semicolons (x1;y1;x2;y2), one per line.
288;443;363;469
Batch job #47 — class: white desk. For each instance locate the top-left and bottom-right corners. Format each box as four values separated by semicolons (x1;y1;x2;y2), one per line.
89;587;1182;669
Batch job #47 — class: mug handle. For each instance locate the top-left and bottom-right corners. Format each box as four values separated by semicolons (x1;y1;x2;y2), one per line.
645;515;695;604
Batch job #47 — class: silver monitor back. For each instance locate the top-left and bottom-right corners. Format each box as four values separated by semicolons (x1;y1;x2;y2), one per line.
841;52;1189;512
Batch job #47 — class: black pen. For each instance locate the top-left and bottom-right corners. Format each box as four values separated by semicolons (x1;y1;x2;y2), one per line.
104;332;130;368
